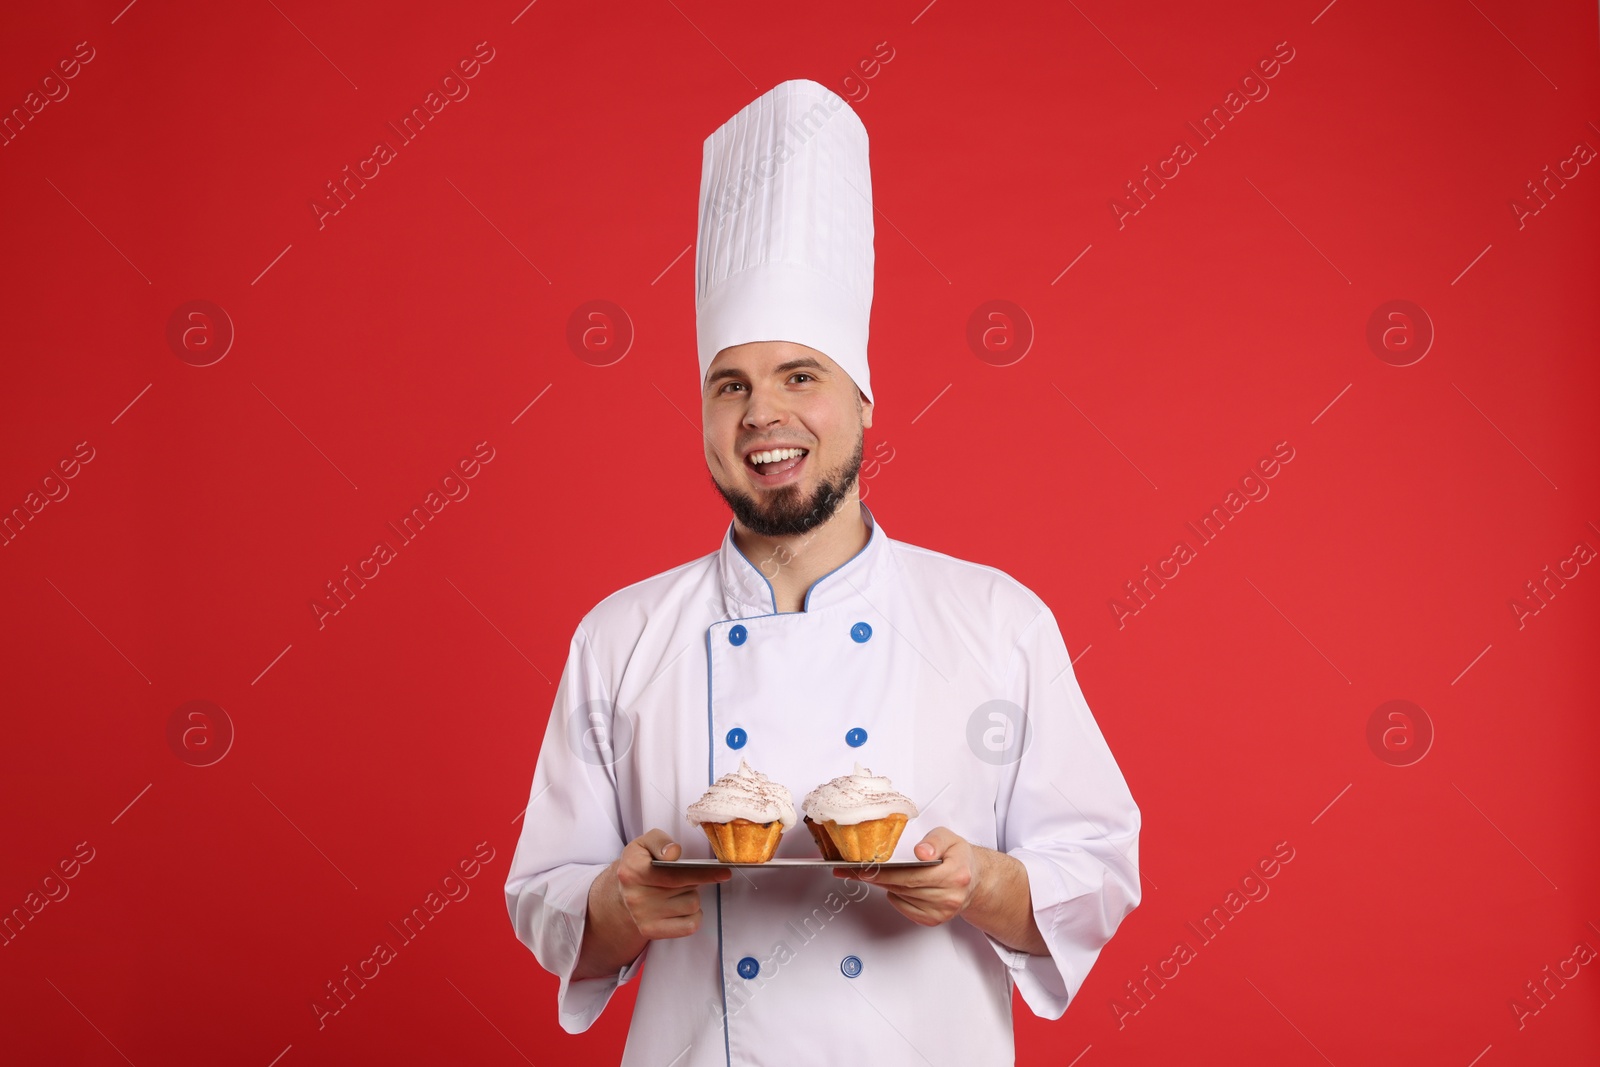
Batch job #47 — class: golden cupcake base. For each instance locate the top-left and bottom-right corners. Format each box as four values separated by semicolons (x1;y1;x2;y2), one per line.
818;813;909;862
701;817;784;863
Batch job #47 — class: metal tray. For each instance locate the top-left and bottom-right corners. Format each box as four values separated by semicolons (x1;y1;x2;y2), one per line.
652;857;941;870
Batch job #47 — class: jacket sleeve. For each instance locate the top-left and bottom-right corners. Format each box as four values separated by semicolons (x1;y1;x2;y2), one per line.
985;603;1142;1018
503;621;643;1033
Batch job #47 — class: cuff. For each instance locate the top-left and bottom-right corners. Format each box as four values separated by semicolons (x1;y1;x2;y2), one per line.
981;849;1076;1019
508;863;643;1034
558;949;646;1033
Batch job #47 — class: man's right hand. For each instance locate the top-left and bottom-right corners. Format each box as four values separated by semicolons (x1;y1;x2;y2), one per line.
614;828;732;938
573;828;731;980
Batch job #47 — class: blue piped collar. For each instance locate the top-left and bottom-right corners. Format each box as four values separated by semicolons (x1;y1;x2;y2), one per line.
717;502;885;617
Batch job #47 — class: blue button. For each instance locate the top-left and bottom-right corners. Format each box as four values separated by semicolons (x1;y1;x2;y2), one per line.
729;624;748;646
726;727;747;749
850;622;872;643
845;727;867;748
840;955;863;978
737;956;760;980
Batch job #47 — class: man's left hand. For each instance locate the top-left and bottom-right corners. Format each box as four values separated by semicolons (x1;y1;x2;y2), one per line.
833;826;983;927
834;826;1048;954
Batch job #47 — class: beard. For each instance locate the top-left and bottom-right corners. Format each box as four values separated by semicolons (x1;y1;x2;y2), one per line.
711;430;864;537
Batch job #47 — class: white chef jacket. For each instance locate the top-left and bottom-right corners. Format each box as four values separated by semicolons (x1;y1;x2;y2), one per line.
505;502;1140;1065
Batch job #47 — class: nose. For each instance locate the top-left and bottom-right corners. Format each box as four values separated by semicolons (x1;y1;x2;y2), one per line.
740;382;789;430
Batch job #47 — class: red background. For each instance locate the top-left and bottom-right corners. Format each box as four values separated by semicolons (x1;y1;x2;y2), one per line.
2;0;1597;1063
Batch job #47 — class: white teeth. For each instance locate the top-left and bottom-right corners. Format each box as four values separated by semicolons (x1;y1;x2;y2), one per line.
750;448;806;465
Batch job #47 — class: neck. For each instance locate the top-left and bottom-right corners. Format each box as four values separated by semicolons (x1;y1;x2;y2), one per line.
732;496;870;613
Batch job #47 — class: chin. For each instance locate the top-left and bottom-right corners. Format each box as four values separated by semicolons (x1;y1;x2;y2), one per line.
708;433;863;537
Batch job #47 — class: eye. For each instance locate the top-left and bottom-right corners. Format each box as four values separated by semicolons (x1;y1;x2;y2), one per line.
719;381;746;394
790;373;813;383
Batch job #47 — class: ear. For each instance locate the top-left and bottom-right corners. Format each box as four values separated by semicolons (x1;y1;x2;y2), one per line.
859;391;874;430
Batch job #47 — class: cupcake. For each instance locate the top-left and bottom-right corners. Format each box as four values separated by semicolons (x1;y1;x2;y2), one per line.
802;815;843;861
685;758;796;862
801;764;918;862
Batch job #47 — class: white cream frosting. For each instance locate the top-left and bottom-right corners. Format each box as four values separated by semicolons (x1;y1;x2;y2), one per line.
686;758;797;830
802;762;917;825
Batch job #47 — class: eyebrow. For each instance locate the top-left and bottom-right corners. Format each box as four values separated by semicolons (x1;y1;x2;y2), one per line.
705;357;827;389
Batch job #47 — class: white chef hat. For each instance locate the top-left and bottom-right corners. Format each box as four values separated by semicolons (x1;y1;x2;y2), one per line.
696;79;875;404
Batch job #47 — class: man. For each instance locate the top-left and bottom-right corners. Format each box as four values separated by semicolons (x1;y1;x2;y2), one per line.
505;79;1140;1065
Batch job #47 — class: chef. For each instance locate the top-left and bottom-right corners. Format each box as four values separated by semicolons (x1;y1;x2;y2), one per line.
505;79;1141;1065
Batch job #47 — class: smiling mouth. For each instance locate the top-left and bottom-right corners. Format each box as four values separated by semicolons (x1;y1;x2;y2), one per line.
746;447;809;477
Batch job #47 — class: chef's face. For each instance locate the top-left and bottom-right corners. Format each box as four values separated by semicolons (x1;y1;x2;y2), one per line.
702;341;874;536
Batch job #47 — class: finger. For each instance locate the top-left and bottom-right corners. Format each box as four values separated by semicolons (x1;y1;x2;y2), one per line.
834;860;909;879
848;862;950;890
634;884;706;920
636;864;733;888
663;884;706;911
880;879;965;906
624;885;706;930
628;831;731;886
639;910;704;940
833;865;929;888
636;828;679;860
848;868;918;888
884;890;952;926
914;826;961;860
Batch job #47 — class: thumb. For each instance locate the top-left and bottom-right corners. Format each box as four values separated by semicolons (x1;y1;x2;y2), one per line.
638;828;681;860
915;826;959;860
